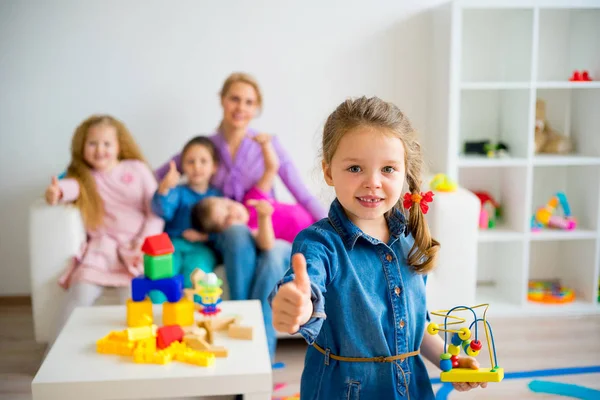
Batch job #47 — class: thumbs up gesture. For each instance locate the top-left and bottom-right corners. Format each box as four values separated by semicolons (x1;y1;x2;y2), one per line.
158;161;181;195
272;253;314;334
45;176;62;205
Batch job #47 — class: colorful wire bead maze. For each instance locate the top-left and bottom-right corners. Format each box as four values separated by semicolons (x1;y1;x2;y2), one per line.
531;192;576;231
426;304;504;383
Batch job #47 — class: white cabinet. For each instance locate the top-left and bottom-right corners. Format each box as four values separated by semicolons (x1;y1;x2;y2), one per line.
426;0;600;316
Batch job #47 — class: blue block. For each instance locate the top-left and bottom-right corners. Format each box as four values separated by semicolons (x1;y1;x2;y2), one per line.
131;275;183;303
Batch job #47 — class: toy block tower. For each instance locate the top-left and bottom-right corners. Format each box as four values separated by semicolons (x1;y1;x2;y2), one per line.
127;233;194;327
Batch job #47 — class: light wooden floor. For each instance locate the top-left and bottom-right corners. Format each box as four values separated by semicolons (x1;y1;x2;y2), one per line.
2;303;600;400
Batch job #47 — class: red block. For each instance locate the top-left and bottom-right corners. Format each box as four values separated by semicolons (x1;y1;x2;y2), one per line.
156;325;184;349
142;233;174;256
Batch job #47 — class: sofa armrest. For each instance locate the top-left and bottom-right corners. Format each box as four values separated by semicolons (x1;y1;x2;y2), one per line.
29;198;86;343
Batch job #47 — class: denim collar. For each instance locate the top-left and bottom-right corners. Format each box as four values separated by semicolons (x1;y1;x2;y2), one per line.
328;198;408;250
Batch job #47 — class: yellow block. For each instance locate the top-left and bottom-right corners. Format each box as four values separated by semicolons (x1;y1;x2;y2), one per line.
440;367;504;383
127;298;153;327
163;298;194;326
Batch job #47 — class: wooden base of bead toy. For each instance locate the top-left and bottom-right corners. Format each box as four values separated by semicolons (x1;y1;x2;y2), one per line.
440;367;504;383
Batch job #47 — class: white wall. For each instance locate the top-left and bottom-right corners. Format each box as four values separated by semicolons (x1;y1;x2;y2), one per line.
0;0;445;295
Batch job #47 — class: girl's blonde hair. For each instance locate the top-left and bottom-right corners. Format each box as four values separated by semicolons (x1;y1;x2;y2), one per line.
65;115;147;231
321;96;440;273
219;72;263;111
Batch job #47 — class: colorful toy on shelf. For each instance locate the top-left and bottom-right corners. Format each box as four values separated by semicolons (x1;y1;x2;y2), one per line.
464;140;510;158
426;304;504;383
528;280;575;304
535;98;573;155
569;70;593;82
430;173;457;192
473;191;501;230
531;192;576;231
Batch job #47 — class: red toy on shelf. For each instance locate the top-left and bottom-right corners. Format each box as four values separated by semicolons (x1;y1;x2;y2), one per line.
569;70;593;82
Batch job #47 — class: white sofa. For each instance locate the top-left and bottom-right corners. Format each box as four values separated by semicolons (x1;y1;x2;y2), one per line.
29;187;480;344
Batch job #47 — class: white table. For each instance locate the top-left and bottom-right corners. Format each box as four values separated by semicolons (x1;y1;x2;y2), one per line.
31;300;272;400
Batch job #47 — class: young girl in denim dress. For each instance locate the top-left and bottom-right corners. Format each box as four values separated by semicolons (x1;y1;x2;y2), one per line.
270;97;487;399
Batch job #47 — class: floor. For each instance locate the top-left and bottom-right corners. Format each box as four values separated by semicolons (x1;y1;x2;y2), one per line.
2;302;600;400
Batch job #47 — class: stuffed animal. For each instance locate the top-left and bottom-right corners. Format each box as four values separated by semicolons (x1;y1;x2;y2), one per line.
535;99;573;154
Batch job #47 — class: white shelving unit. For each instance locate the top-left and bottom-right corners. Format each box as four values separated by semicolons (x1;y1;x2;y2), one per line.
427;0;600;316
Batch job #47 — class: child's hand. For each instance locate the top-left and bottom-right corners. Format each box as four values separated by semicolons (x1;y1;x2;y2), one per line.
272;253;313;334
182;229;208;243
246;199;274;217
451;357;488;392
158;161;181;194
45;176;62;205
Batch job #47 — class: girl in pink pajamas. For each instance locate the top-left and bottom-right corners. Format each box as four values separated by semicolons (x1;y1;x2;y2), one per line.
44;115;164;341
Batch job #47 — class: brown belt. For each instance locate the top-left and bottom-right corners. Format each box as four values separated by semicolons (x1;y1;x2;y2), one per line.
312;342;419;363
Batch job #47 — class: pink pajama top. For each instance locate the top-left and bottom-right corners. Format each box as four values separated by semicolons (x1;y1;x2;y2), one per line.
57;160;164;289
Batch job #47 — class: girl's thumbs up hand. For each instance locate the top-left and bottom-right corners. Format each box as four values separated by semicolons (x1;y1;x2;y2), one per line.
45;176;62;205
272;253;313;334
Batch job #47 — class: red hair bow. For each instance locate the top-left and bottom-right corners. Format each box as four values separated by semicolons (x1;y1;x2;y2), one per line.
403;191;434;214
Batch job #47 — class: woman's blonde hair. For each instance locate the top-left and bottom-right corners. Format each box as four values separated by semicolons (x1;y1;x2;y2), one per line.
219;72;263;111
65;115;147;231
321;96;440;273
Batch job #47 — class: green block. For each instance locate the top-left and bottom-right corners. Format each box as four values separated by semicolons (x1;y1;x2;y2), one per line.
144;254;173;280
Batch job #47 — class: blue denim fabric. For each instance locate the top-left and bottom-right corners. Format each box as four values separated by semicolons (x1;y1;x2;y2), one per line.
270;199;435;399
213;224;291;361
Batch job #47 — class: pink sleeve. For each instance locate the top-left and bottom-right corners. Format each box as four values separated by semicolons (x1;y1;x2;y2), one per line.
58;178;80;203
135;162;165;239
242;186;273;203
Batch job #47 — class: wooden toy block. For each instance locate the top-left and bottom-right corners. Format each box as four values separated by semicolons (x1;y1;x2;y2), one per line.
197;320;214;344
210;315;238;331
143;253;174;280
228;324;253;340
206;346;228;358
142;232;174;256
157;325;184;349
126;324;157;341
163;298;194;326
182;325;207;339
126;298;153;327
440;367;504;383
132;274;183;302
184;334;211;351
184;288;196;302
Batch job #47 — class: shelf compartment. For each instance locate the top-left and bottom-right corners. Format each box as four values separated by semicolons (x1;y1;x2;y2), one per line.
529;240;598;305
537;8;600;82
461;8;533;83
535;88;600;158
475;241;526;307
531;165;600;232
460;166;529;233
459;89;531;158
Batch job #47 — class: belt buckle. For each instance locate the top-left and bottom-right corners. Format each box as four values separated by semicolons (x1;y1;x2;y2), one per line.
376;356;386;363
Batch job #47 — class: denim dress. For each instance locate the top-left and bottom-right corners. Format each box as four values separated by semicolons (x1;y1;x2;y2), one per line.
271;199;435;399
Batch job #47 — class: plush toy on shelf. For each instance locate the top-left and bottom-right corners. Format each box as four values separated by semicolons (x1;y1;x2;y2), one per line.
535;98;573;155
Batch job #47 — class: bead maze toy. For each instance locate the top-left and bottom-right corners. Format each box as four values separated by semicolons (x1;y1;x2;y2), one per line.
426;304;504;383
531;192;576;231
96;233;254;366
